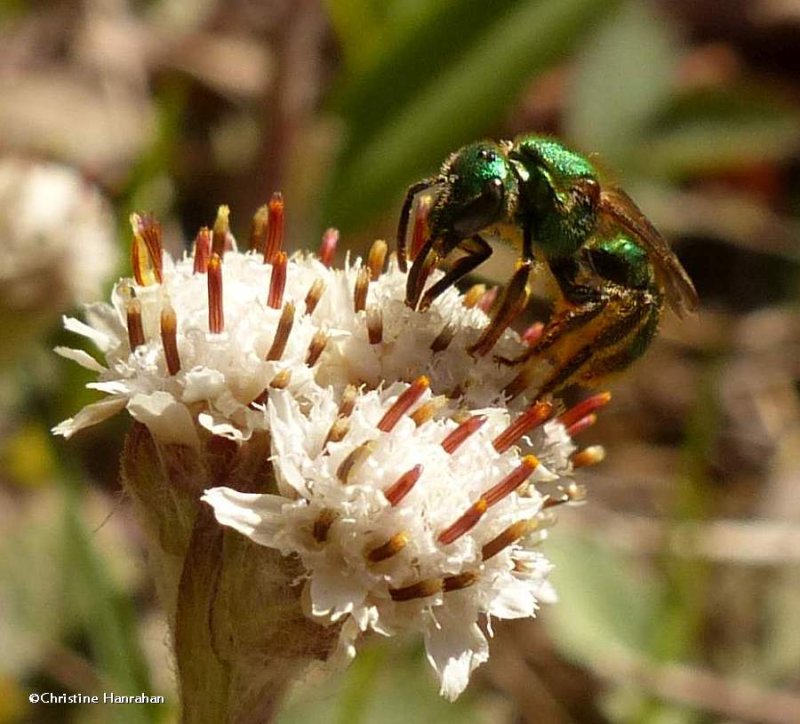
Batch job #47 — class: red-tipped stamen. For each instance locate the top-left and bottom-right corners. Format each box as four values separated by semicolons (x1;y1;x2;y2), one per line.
389;578;442;602
353;267;369;313
319;227;338;267
482;519;539;561
339;385;357;418
208;253;224;333
267;251;287;309
442;571;478;592
160;302;181;376
366;532;409;563
482;455;539;507
126;298;145;350
377;376;429;432
304;278;326;315
193;227;212;274
566;413;597;437
266;302;295;361
410;395;446;426
521;321;545;346
130;212;163;285
313;508;337;543
324;417;350;446
477;286;498;313
383;465;423;506
269;369;291;389
212;205;231;256
430;324;455;353
305;330;328;366
462;284;486;309
438;499;488;545
367;307;383;344
571;445;605;469
493;401;553;453
263;192;284;264
248;204;269;253
557;392;612;430
336;441;376;484
441;415;487;454
367;239;388;281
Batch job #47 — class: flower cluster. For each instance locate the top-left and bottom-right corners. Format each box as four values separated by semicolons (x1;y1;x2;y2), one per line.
55;198;607;700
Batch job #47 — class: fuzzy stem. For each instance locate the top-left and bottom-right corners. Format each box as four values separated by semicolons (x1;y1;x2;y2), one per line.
121;424;336;723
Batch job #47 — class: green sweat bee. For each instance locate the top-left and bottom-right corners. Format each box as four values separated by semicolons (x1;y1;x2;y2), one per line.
396;135;698;397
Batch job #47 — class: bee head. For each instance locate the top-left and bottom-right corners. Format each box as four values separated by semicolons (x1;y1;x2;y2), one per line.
432;142;517;238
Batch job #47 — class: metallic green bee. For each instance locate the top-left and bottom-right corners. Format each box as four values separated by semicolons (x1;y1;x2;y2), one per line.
397;136;698;396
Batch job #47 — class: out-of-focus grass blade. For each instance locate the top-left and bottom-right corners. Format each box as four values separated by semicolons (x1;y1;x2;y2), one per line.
62;480;156;724
566;2;678;171
639;87;800;178
322;0;621;233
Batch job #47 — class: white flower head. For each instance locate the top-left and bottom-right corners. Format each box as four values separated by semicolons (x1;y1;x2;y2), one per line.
53;203;554;445
204;380;586;700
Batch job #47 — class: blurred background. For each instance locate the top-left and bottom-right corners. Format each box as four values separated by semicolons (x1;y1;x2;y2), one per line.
1;0;799;722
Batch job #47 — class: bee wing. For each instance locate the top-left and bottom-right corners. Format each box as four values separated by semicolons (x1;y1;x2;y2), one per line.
599;186;699;316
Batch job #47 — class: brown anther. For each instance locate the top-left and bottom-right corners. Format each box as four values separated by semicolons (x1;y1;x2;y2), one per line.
493;401;553;454
482;519;540;561
477;287;498;313
126;298;145;350
305;330;328;366
267;251;288;309
212;205;231;256
543;493;570;509
319;227;338;267
566;413;597;437
336;441;376;484
304;278;326;315
266;302;295;361
383;465;423;506
130;212;163;285
193;227;212;274
353;267;369;313
571;445;606;469
463;284;486;309
208;253;224;333
409;196;430;262
367;239;388;281
557;392;612;430
269;369;291;390
438;499;488;545
377;376;430;432
389;578;442;602
366;307;383;344
160;301;181;376
483;456;540;507
324;416;350;446
263;192;284;264
430;324;455;353
442;571;478;592
410;395;446;426
248;204;269;253
249;389;269;408
441;415;487;454
366;532;409;563
339;385;358;418
522;321;545;346
313;508;337;542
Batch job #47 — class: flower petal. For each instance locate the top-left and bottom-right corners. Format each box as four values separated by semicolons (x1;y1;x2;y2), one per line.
52;397;127;437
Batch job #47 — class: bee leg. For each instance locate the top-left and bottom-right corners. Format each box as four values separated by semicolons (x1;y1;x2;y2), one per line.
397;177;438;273
417;235;492;311
467;259;532;357
536;286;657;396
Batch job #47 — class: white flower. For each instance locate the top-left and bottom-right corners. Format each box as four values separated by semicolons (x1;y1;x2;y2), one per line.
204;382;579;700
53;208;547;444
